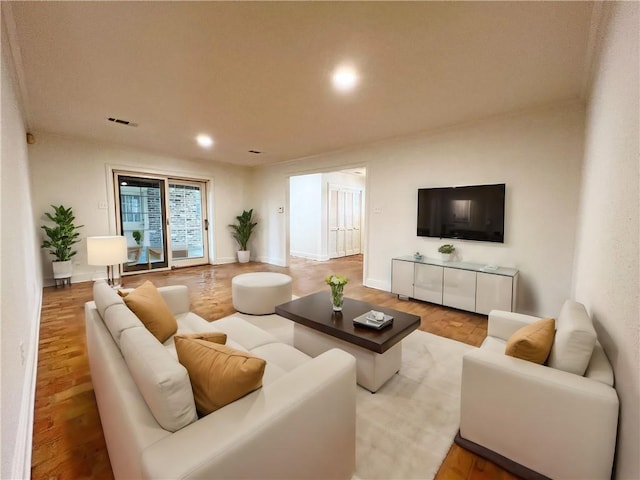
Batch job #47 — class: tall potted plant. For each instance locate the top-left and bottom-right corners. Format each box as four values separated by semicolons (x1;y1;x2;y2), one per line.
228;209;257;263
40;204;83;279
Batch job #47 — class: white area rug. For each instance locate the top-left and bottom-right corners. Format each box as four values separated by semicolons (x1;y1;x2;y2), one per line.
235;313;475;480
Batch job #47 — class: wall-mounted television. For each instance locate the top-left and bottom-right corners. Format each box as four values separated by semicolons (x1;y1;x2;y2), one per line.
417;183;505;243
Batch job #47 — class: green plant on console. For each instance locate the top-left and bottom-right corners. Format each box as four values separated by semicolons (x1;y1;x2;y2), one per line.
438;244;455;255
40;204;84;261
228;209;258;251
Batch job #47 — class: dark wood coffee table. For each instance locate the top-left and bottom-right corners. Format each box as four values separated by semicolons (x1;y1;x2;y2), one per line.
275;291;420;392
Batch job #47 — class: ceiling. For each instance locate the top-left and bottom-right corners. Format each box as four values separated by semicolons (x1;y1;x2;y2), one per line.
7;1;594;167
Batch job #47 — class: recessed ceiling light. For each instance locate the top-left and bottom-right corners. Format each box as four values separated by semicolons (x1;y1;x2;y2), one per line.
196;134;214;149
332;65;359;93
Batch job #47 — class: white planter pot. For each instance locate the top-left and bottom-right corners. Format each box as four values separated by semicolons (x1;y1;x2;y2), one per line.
52;260;73;279
441;253;452;262
237;250;251;263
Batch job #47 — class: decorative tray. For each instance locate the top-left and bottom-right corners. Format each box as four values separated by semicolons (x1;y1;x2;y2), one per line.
353;310;394;330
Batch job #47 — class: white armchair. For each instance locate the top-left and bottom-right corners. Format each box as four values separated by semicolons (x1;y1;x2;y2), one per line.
457;301;619;480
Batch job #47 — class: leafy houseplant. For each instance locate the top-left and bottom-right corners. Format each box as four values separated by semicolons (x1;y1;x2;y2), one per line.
325;274;348;311
438;244;455;255
438;244;455;261
132;230;143;245
228;209;258;263
40;204;83;279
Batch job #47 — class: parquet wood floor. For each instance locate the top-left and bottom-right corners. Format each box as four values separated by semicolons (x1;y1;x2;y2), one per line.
32;255;519;480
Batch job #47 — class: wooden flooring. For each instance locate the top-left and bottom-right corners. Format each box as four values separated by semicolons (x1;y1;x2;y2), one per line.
32;255;519;480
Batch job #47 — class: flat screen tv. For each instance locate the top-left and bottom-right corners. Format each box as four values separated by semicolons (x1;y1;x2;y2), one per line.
417;183;505;243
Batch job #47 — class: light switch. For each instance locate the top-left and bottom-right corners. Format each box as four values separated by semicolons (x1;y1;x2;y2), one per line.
98;201;108;210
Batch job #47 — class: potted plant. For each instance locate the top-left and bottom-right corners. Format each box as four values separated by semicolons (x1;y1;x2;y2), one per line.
228;209;258;263
325;274;348;311
40;204;83;280
438;244;455;262
132;230;143;245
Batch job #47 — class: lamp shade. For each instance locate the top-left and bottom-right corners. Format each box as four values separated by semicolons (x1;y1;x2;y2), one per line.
87;236;128;266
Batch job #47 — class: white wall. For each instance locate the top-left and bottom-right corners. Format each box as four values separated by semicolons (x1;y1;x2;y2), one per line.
289;173;323;259
254;103;585;316
1;26;43;479
29;133;252;284
572;3;639;478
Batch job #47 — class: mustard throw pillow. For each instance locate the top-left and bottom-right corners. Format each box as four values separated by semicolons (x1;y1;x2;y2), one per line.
174;336;266;416
122;280;177;343
175;331;227;345
505;317;556;364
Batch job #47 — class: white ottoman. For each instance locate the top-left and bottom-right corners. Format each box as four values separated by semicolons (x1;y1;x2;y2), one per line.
232;272;293;315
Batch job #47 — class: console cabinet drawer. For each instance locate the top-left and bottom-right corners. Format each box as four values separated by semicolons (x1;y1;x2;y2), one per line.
443;268;476;311
476;272;515;314
391;260;414;297
414;263;443;304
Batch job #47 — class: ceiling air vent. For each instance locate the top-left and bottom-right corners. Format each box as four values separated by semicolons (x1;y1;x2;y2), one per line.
107;117;138;127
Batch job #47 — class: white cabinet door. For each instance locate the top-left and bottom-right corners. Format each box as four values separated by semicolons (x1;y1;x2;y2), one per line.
476;272;514;314
443;268;476;311
391;260;414;297
414;263;443;304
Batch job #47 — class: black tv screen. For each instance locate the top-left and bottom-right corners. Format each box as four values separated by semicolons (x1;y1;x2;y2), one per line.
417;183;505;243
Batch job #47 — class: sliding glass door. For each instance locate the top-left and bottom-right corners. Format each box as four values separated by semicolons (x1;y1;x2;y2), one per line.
115;172;209;272
117;175;169;272
169;180;209;268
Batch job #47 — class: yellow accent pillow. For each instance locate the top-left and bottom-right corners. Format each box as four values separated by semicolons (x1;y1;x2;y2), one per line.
175;331;227;345
505;317;556;364
174;335;266;416
122;281;177;343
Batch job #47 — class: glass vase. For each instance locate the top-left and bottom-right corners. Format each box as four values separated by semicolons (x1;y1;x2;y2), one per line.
330;286;344;311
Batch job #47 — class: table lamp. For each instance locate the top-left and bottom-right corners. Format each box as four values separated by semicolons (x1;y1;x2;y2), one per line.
87;236;128;287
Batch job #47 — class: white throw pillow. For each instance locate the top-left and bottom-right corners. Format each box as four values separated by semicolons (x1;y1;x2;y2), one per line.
546;300;596;376
120;326;197;432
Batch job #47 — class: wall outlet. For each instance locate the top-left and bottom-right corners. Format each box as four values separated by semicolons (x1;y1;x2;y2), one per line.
277;206;284;213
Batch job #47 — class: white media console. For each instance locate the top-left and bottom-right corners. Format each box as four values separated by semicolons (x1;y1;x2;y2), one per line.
391;256;519;314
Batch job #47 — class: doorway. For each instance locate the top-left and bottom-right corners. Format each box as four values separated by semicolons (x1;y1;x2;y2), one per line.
115;171;210;273
289;168;366;262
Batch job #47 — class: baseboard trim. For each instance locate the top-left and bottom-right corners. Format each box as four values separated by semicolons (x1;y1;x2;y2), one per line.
290;251;330;262
364;278;390;291
454;432;551;480
11;290;42;479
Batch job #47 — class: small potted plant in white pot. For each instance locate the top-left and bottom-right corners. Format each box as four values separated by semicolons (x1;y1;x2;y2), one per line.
438;243;455;262
228;209;258;263
40;204;83;280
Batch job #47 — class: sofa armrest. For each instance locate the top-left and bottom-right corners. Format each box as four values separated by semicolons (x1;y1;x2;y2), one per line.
141;348;357;480
157;285;190;315
487;310;542;341
460;348;618;479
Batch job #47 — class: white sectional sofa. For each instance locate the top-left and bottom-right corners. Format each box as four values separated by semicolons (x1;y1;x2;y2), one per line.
85;281;357;479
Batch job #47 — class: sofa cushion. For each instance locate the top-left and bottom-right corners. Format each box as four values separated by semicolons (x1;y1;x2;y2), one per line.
175;335;266;416
584;342;615;387
505;318;555;364
120;326;198;432
93;280;124;318
547;300;596;375
122;281;178;343
103;303;144;348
